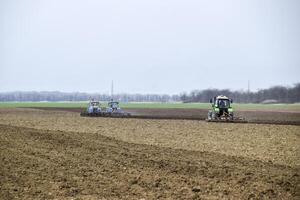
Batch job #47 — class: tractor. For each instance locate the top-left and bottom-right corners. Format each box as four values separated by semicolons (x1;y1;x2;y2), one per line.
80;100;102;116
207;95;234;121
105;101;130;116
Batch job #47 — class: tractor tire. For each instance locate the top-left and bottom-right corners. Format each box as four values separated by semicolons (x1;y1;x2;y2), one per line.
212;112;216;120
207;111;212;120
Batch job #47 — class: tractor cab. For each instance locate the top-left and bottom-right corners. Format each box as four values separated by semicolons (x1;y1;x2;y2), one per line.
87;101;101;114
214;98;232;109
90;101;100;107
106;101;124;114
210;96;232;108
108;101;120;111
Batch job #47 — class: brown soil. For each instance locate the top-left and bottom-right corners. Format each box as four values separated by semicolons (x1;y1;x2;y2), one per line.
0;108;299;199
1;124;299;200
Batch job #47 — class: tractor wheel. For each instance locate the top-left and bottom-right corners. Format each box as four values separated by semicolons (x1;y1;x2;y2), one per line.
211;112;216;120
207;111;212;120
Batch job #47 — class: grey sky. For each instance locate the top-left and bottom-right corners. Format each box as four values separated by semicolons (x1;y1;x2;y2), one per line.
1;0;299;94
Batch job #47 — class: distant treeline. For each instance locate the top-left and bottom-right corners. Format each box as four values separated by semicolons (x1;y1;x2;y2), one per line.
180;83;300;103
0;91;180;102
0;83;299;103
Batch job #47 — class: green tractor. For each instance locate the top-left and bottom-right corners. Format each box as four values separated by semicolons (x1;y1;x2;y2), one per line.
207;95;234;121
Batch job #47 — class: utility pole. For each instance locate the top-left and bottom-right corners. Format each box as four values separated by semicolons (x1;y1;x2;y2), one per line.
111;80;114;101
247;80;250;103
247;80;250;94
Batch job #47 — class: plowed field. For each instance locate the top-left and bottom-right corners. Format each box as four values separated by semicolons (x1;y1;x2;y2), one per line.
0;108;299;199
33;107;300;125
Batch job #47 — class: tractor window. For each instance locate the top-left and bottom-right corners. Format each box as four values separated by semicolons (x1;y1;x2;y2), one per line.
91;102;99;106
217;99;230;108
109;102;119;108
112;103;118;108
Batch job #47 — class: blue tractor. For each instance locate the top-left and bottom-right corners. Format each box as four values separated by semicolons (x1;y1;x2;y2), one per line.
81;100;102;116
105;101;131;116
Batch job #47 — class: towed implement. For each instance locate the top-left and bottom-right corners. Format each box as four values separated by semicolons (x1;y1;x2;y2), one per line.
207;95;246;123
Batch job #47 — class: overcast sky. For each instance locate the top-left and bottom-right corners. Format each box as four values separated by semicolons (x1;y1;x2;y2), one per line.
0;0;299;94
